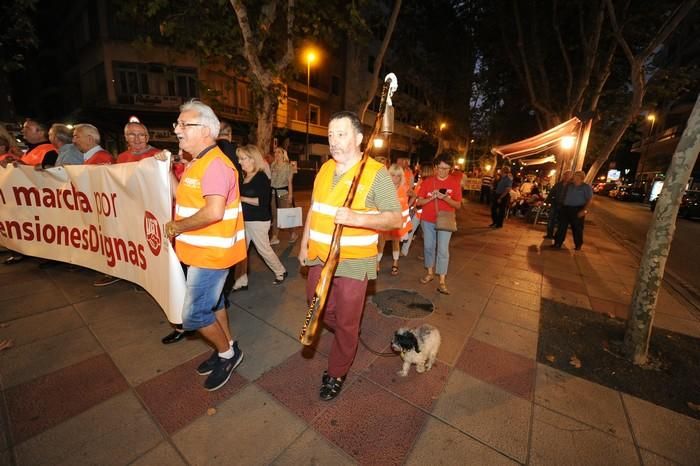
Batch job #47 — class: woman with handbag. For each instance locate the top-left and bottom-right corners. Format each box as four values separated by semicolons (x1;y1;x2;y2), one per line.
415;152;462;294
232;145;287;290
269;147;299;244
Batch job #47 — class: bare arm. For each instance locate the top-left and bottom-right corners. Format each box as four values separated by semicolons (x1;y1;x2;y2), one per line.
334;208;402;231
297;196;313;266
166;195;226;238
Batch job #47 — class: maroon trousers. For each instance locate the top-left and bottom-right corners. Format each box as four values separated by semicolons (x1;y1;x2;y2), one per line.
306;265;369;378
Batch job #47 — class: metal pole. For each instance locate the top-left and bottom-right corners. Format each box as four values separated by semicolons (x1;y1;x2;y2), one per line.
305;59;311;161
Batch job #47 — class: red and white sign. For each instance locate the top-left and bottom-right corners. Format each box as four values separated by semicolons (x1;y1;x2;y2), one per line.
0;158;186;323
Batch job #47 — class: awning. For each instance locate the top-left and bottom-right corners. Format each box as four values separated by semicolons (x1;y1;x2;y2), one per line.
491;117;581;160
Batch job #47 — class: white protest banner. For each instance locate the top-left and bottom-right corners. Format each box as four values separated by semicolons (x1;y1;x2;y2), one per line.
0;158;186;323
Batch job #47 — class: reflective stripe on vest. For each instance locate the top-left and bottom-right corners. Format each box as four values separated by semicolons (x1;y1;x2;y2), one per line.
174;146;246;268
175;205;241;221
307;158;384;261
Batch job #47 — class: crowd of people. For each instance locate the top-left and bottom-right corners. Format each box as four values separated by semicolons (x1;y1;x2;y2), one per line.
2;100;592;395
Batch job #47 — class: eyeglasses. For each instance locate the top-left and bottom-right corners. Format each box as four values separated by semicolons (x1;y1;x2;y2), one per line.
436;165;451;170
172;121;204;129
126;133;147;138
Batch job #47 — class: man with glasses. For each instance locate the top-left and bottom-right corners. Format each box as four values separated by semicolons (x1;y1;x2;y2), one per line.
94;119;161;287
163;100;246;391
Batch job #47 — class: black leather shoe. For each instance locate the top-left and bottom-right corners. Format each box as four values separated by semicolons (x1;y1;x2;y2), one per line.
232;285;248;292
272;271;288;285
161;329;192;345
320;371;346;401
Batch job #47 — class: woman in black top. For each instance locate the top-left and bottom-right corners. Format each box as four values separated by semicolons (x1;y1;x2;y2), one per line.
232;145;287;290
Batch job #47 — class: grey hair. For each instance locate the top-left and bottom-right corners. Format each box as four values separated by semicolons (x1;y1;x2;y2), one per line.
50;124;73;144
74;124;101;144
123;121;148;134
180;100;220;139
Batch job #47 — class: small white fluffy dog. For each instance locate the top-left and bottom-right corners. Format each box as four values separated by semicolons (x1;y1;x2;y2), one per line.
391;324;441;376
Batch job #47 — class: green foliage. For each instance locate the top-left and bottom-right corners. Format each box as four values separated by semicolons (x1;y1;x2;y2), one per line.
0;0;39;73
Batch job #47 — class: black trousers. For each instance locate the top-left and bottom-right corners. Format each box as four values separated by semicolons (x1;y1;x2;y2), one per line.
480;186;491;204
491;195;509;227
555;206;585;248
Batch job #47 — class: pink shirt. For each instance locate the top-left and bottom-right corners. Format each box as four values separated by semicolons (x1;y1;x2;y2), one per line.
201;157;238;204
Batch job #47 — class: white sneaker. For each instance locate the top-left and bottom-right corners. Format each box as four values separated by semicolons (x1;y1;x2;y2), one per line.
269;237;280;245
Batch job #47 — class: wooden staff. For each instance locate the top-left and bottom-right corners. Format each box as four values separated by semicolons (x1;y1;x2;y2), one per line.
299;73;398;346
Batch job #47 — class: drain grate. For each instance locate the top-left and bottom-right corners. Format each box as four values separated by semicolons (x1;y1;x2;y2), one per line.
371;289;434;319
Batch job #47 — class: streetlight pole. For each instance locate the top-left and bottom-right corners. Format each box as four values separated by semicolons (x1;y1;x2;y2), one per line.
638;113;656;196
304;51;316;161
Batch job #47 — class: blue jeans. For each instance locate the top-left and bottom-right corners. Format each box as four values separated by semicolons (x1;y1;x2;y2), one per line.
422;220;452;275
182;266;228;330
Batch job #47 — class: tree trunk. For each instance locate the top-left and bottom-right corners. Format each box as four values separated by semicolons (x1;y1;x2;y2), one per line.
255;92;277;155
623;93;700;365
357;0;402;122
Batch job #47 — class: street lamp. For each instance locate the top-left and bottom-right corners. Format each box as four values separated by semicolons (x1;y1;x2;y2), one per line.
304;48;317;160
638;113;656;194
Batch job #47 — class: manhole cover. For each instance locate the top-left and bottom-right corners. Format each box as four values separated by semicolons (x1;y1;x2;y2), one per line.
371;289;434;318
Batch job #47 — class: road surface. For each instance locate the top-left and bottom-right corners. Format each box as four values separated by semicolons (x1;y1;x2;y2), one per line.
592;195;700;304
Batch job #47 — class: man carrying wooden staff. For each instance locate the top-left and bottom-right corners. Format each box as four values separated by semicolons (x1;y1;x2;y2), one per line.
297;111;401;400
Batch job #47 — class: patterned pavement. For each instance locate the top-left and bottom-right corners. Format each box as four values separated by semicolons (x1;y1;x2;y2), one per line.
1;196;699;465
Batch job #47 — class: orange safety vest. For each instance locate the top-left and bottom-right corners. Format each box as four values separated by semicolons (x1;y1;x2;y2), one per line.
116;146;160;164
382;183;412;239
20;143;56;166
308;158;383;261
174;146;246;269
403;167;413;188
84;149;114;165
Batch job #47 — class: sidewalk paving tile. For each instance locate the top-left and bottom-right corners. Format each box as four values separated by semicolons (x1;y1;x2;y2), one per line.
456;338;536;400
495;274;542;294
0;326;103;388
623;394;700;465
405;417;520;466
0;277;59;301
136;355;247;435
363;350;450;411
652;313;700;338
490;285;541;312
130;442;188;466
472;316;539;360
172;385;307;466
499;266;543;284
542;275;584;294
14;391;162;466
271;428;357;466
483;299;540;333
529;405;640;466
432;370;531;463
0;288;70;322
639;449;684;466
6;353;128;444
228;309;301;381
584;278;633;304
256;350;335;423
589;296;630;319
312;376;427;465
541;284;593;311
72;288;161;324
0;305;83;348
535;364;633;441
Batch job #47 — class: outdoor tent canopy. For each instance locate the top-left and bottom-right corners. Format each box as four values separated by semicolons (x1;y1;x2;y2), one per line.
491;117;591;169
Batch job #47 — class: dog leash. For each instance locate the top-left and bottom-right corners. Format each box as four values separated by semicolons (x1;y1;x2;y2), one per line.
359;335;398;357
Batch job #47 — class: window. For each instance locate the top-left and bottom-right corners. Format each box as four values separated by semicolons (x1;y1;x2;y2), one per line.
114;63;149;95
236;82;249;109
309;104;320;125
331;76;340;96
287;98;300;121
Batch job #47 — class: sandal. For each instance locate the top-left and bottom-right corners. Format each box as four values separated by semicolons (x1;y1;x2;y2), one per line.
420;274;435;284
437;283;450;295
320;371;346;401
391;265;399;276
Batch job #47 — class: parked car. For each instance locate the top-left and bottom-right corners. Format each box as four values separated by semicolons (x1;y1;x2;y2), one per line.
650;190;700;218
614;185;645;202
679;190;700;218
596;182;620;196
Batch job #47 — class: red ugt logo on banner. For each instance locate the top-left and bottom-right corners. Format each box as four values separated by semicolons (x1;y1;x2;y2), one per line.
143;211;162;256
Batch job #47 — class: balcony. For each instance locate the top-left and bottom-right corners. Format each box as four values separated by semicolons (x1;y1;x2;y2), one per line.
116;94;183;108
